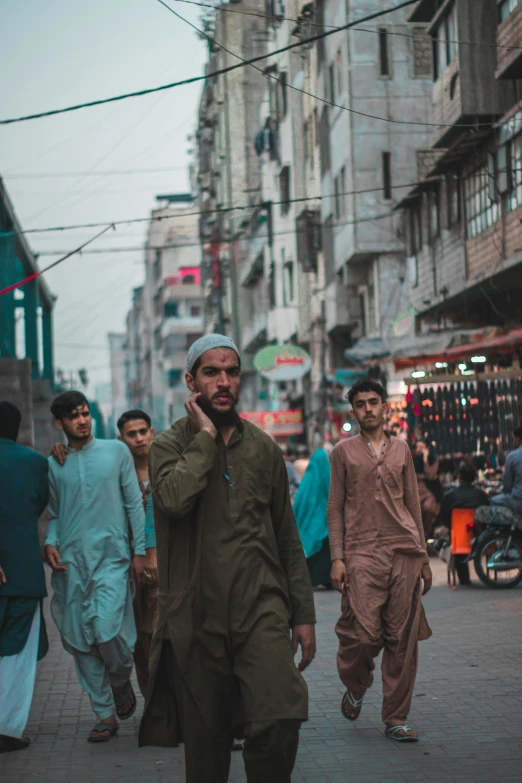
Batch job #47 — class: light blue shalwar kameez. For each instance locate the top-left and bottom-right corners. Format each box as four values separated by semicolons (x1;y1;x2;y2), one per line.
45;438;145;720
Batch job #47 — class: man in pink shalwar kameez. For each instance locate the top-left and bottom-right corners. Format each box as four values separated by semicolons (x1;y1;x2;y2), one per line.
328;380;432;742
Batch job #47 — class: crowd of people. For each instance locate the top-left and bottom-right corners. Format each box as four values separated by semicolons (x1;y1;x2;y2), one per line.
1;332;521;781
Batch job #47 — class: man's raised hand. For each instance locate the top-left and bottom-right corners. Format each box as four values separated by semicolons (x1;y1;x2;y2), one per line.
292;624;316;672
184;393;217;438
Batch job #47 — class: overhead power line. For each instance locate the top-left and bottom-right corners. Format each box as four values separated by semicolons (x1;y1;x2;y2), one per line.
0;225;114;297
2;166;188;179
35;210;400;256
160;0;499;133
173;0;522;53
0;2;423;125
6;178;425;237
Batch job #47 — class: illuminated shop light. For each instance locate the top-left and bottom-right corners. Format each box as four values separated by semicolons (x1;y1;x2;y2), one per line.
411;370;427;379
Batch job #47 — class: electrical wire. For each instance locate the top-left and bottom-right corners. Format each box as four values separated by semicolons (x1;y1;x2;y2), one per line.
172;0;522;53
3;177;427;237
0;225;114;297
0;1;447;127
3;166;188;179
157;0;500;135
34;209;399;256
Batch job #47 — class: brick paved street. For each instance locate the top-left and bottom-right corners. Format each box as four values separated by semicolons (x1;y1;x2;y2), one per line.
2;559;522;783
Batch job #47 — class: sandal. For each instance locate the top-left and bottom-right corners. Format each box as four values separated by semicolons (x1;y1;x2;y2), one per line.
87;723;118;743
112;681;137;720
385;725;419;742
341;690;364;721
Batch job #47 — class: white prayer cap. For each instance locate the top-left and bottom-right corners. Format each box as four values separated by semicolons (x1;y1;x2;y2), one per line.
186;334;240;373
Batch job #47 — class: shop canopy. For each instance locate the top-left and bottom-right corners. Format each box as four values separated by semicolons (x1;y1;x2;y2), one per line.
345;333;457;366
394;327;522;369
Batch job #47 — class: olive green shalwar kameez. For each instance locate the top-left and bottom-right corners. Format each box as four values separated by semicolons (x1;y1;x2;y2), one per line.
139;417;315;783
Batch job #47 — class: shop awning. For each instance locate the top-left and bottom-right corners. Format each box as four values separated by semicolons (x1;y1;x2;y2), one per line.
394;327;522;369
345;333;457;365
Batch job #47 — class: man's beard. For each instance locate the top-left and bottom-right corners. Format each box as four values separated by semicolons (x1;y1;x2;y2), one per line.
197;396;238;428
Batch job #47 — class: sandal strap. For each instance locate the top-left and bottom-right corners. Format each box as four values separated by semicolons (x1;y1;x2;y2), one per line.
92;723;116;733
387;725;412;736
346;690;364;708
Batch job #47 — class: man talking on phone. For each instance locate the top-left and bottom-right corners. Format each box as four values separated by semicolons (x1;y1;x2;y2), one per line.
139;334;316;783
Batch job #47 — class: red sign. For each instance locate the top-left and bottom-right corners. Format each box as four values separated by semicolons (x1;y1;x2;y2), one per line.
240;409;304;437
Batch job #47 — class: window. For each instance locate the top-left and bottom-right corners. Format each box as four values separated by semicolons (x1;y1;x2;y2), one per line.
329;63;335;104
186;333;203;350
340;166;346;216
182;274;195;284
409;200;423;255
336;48;343;96
190;305;202;317
382;152;392;200
319;107;330;173
334;176;340;220
164;301;179;318
432;2;458;81
464;164;500;239
153;250;161;281
446;174;461;227
283;260;295;306
378;28;390;77
407;254;419;289
429;185;441;238
499;0;522;22
505;134;522;213
322;215;335;283
279;72;288;119
168;369;182;388
165;333;184;355
334;167;346;220
280;166;291;215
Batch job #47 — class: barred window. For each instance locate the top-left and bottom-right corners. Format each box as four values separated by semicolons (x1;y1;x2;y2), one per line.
499;0;522;22
464;165;499;239
506;134;522;213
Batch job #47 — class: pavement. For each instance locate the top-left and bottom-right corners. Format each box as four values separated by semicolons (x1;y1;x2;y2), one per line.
1;558;522;783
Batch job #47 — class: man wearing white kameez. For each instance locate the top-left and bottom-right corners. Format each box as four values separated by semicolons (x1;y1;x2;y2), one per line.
44;392;146;743
0;402;49;754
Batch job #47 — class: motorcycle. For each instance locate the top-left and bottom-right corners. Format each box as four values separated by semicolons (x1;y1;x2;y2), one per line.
432;513;522;589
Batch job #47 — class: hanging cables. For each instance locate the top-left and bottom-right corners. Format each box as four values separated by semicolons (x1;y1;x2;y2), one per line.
3;177;423;237
0;1;420;125
0;225;114;297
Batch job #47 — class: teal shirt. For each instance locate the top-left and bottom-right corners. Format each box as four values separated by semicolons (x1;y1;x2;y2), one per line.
45;438;145;652
0;437;49;598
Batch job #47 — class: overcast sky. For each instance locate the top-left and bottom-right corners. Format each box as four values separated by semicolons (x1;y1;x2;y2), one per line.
0;0;208;393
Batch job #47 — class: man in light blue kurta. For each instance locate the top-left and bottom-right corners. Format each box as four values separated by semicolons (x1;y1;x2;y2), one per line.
44;392;146;743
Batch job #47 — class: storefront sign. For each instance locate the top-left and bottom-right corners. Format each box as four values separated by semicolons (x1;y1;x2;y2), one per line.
240;409;304;437
253;344;311;381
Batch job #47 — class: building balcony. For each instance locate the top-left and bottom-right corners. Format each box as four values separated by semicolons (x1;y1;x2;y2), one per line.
161;316;203;338
163;282;201;301
496;1;522;79
241;311;268;354
239;224;269;288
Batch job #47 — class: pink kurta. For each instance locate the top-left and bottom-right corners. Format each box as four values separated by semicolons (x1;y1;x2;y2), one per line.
327;434;431;726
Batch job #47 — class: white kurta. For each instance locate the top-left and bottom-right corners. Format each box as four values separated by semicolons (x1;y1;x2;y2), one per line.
0;604;40;738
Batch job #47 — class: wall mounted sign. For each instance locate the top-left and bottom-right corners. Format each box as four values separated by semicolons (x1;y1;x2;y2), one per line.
240;409;304;437
253;344;311;381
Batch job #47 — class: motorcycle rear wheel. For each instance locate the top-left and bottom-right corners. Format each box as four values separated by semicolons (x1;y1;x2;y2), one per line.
474;531;522;589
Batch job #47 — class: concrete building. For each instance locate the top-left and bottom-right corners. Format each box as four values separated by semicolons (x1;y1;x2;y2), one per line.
196;0;268;343
114;196;204;432
237;2;327;436
317;0;433;372
0;176;56;453
398;0;522;333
